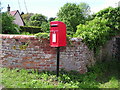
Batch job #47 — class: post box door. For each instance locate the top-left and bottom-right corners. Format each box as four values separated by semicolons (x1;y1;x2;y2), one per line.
50;21;66;47
50;24;59;47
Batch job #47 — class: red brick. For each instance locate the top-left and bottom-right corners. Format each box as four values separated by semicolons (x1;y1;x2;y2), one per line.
22;57;32;60
19;39;27;42
44;67;50;70
50;62;55;64
38;65;50;67
32;54;38;57
52;65;63;67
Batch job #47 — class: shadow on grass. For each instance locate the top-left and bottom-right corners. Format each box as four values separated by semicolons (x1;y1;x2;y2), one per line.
43;60;120;88
93;60;120;83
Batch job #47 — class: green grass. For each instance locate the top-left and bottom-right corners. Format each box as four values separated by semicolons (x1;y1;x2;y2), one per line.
0;60;120;88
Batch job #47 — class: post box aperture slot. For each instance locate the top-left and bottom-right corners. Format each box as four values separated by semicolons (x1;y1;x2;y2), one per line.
51;24;58;27
50;30;58;32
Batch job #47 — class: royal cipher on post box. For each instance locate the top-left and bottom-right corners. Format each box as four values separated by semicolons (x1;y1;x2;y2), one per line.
50;21;66;47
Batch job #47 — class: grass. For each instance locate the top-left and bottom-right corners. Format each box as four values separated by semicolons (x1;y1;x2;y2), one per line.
0;60;120;88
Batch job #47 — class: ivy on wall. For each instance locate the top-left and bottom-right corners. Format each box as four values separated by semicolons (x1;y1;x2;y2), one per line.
74;7;120;54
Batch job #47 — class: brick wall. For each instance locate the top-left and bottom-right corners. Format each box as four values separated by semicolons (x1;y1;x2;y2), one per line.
0;34;95;74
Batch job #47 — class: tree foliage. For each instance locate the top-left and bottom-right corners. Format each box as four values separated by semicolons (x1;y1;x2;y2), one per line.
57;3;85;35
93;7;120;32
29;14;47;27
75;18;110;52
21;13;34;26
48;17;56;22
2;13;20;34
75;7;120;54
78;2;91;18
41;22;50;33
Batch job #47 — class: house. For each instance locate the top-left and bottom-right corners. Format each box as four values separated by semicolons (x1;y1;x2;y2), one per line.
7;4;25;26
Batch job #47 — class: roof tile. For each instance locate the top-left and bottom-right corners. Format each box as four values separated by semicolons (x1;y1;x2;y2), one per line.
9;10;17;16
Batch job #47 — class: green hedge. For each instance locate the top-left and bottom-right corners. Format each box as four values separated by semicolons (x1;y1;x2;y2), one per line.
20;26;43;34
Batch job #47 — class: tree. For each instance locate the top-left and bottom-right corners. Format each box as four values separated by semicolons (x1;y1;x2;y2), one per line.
29;14;47;27
75;17;110;52
57;3;85;35
94;7;120;31
41;22;50;33
2;12;20;34
48;17;56;22
21;13;34;26
40;17;55;33
75;6;120;53
78;2;91;18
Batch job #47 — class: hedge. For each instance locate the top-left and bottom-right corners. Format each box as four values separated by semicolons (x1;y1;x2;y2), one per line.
20;26;43;34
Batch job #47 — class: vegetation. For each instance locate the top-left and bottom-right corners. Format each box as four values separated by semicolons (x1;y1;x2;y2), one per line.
29;14;47;27
1;12;20;34
75;7;120;54
20;26;42;34
19;32;34;35
21;13;34;26
41;22;50;33
48;17;56;22
75;17;110;53
21;13;49;34
35;33;49;39
93;7;120;32
57;3;86;35
1;2;120;89
78;2;91;18
1;60;119;88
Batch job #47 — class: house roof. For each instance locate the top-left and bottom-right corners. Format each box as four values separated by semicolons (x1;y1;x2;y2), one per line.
9;10;25;26
9;10;17;16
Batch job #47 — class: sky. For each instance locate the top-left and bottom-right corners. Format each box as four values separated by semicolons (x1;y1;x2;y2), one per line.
1;0;120;18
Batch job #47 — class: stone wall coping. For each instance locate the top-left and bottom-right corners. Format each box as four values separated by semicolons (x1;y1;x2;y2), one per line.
0;34;35;40
70;38;83;42
0;34;83;42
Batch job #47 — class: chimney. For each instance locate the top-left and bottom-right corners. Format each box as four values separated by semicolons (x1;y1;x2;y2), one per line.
7;4;10;12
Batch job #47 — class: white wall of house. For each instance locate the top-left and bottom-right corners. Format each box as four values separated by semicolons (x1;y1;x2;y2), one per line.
13;12;24;26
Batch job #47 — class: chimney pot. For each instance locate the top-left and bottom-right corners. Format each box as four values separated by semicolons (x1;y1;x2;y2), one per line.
7;4;10;12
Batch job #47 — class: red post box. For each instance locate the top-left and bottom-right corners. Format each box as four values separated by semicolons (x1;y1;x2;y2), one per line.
50;21;66;47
